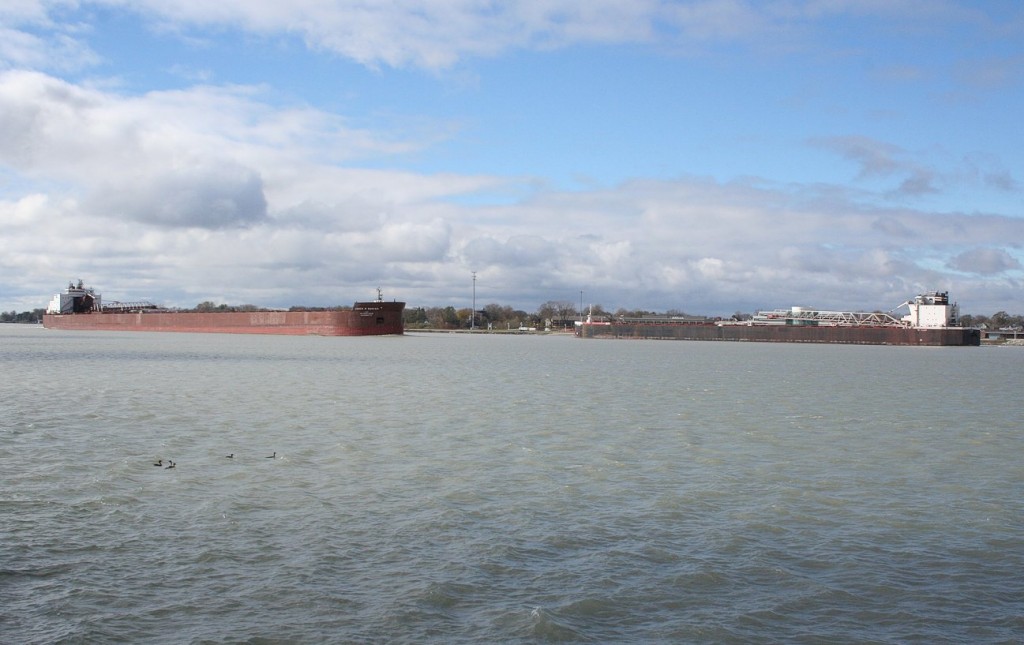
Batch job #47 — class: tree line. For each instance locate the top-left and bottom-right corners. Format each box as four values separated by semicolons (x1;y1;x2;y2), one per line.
1;309;45;323
958;311;1024;330
406;301;723;330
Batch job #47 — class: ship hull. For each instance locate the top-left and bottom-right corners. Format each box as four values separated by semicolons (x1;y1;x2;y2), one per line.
43;302;405;336
578;322;980;346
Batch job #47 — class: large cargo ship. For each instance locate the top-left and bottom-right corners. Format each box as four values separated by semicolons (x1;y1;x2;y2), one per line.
576;292;980;346
42;281;404;336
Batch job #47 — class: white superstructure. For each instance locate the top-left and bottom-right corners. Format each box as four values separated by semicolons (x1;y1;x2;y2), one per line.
900;292;959;328
46;280;101;314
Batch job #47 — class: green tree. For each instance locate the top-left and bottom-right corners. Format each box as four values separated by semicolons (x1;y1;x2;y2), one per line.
404;307;428;327
434;306;458;329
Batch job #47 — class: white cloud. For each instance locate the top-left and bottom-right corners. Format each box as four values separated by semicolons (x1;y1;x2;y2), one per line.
0;70;491;221
4;0;1017;75
5;160;1024;313
84;0;665;70
0;1;102;71
85;161;268;228
949;248;1022;275
106;0;1014;70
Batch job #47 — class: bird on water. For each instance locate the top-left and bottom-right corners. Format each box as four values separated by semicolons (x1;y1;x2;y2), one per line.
165;461;175;469
266;452;276;459
226;454;234;459
153;459;163;467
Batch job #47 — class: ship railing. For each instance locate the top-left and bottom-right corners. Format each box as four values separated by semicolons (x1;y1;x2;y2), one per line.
101;301;158;313
750;309;906;327
614;316;713;325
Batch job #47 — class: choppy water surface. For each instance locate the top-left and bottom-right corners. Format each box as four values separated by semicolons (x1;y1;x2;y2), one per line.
2;325;1022;643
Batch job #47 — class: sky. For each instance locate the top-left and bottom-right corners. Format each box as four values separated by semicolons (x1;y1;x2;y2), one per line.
1;0;1022;316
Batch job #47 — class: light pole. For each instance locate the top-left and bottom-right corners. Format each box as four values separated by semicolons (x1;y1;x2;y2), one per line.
471;271;476;330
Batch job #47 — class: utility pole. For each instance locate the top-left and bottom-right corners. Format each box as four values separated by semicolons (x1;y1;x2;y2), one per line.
471;271;476;330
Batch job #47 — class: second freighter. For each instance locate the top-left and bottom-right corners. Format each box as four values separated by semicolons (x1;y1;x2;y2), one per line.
42;281;405;336
576;292;980;346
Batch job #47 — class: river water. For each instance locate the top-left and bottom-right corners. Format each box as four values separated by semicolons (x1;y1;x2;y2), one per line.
2;325;1022;643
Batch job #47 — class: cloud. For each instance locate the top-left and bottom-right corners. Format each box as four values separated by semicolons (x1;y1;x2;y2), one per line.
0;71;274;228
439;177;1024;312
0;1;102;72
894;169;939;197
0;69;493;226
463;235;557;268
5;162;1024;313
74;0;664;70
948;248;1022;275
954;53;1024;90
8;0;1003;73
86;162;268;228
809;136;951;199
809;135;904;179
81;0;1014;72
984;170;1019;192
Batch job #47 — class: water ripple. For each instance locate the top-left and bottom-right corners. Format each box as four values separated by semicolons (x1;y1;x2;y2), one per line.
2;328;1022;642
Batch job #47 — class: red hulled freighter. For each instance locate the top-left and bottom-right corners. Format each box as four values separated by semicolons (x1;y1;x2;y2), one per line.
42;281;404;336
